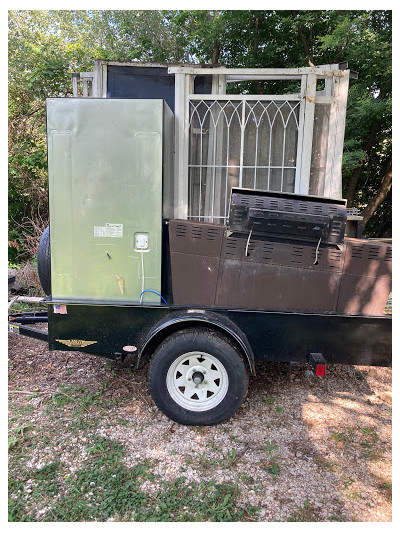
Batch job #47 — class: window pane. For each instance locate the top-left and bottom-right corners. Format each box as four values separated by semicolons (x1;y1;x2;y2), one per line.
188;98;299;222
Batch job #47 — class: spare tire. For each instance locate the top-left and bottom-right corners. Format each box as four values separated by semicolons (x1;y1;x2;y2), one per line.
37;226;51;296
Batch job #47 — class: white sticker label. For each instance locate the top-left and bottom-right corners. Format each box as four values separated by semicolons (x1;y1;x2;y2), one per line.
94;226;107;237
94;224;123;238
106;223;123;238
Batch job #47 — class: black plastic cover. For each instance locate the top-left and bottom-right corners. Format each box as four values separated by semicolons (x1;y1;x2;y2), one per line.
228;188;347;244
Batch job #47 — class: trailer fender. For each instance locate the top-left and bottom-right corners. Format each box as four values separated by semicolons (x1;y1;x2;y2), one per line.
138;310;256;375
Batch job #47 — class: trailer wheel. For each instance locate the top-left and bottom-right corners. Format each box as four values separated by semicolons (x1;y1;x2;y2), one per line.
148;328;248;425
37;226;51;296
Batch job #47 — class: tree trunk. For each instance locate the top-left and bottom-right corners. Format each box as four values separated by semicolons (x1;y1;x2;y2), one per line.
211;40;221;65
345;121;380;207
345;166;363;208
361;158;392;228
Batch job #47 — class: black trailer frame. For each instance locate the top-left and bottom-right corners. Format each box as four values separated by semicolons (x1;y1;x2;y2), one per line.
9;301;391;369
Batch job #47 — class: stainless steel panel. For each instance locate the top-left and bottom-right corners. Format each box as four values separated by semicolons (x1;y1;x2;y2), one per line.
47;98;172;303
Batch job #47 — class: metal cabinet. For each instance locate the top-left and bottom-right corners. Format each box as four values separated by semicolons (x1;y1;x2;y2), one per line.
47;98;173;303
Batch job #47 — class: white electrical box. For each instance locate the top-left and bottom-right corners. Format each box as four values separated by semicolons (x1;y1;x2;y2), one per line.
136;233;149;250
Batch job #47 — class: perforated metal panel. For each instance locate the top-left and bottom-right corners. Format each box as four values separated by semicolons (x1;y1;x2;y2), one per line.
168;219;391;315
169;220;224;306
336;239;392;315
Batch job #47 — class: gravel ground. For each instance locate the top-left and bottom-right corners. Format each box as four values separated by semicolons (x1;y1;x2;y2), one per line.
8;328;392;522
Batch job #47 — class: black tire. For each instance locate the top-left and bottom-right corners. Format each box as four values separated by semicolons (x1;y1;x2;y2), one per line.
8;274;16;290
148;328;248;425
37;226;51;296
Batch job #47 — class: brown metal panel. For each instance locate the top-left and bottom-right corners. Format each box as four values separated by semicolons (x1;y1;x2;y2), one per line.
337;275;391;316
168;220;391;316
342;239;392;277
170;253;221;306
221;235;345;271
214;260;241;307
204;229;346;311
216;254;341;312
336;238;392;315
169;220;224;256
169;220;225;306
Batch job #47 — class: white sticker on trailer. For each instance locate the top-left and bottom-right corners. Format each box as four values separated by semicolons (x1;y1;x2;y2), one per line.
94;226;107;237
105;223;123;238
94;224;123;238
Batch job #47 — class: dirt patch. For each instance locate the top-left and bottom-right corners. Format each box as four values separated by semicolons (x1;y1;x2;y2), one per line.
8;330;392;522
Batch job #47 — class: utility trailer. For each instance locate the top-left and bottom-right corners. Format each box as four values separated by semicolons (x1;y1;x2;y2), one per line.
9;62;392;426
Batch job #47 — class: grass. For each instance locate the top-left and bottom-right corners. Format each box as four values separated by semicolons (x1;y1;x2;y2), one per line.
262;439;281;477
8;424;34;450
238;472;256;486
327;513;348;522
187;446;239;471
42;382;130;417
8;377;260;522
379;481;392;502
9;434;259;522
347;491;362;500
314;458;339;472
358;426;384;462
342;477;355;489
287;498;322;522
331;426;386;463
9;302;33;312
331;428;355;445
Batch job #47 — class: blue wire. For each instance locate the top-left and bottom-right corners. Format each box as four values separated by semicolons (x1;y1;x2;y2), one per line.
140;290;168;305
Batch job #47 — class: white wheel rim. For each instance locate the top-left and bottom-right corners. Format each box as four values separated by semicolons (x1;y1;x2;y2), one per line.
166;351;229;412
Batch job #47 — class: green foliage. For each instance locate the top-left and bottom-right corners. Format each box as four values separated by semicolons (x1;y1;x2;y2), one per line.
46;383;125;416
263;439;281;476
330;425;386;463
379;481;392;502
8;424;33;450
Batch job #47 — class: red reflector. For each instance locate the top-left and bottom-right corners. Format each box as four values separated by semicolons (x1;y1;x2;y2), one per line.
123;345;137;352
315;364;326;377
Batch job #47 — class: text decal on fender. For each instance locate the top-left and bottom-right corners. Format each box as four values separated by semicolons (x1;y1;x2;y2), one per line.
56;339;97;348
